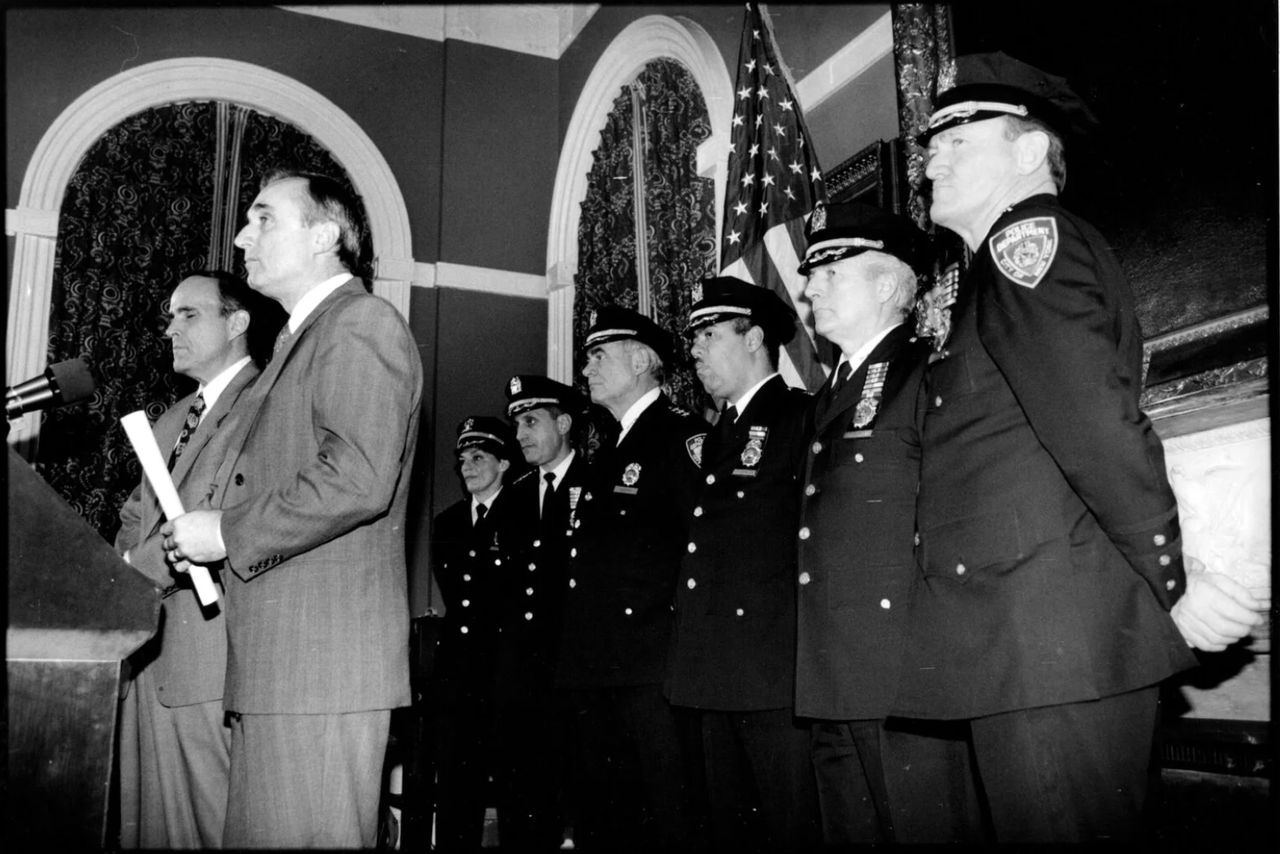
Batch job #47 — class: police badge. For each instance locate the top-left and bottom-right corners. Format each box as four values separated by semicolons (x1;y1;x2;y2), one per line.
809;202;827;231
741;438;764;468
686;434;705;467
622;463;641;486
989;216;1058;288
508;376;522;395
852;362;888;429
462;417;475;432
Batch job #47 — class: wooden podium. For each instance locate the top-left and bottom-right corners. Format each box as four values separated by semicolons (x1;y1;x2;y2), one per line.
6;449;160;848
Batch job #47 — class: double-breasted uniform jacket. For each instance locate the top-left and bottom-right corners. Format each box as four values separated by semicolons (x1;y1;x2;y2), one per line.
496;455;590;703
794;326;931;721
894;194;1197;720
432;487;522;690
115;362;260;707
557;394;707;689
667;375;810;711
213;278;423;715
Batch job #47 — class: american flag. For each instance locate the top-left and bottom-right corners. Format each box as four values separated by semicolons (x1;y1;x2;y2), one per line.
720;3;830;391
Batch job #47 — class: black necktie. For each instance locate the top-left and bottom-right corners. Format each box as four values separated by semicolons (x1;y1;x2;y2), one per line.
475;503;488;527
167;392;205;470
541;472;557;520
831;361;852;395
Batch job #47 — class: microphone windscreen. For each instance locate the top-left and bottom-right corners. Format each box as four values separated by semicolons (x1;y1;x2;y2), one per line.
48;358;95;403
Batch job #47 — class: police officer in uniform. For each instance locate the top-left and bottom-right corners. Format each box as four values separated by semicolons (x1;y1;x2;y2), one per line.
794;203;981;844
899;52;1268;842
666;276;818;852
432;417;520;851
557;306;708;852
498;375;590;850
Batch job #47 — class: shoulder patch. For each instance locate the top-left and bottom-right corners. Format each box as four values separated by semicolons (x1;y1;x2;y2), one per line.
686;433;706;467
988;216;1058;288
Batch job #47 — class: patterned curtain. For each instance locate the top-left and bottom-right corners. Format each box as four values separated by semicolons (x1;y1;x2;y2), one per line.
891;3;956;232
573;59;717;414
38;101;369;542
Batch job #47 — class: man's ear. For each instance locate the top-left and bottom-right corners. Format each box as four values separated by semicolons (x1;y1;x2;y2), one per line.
227;308;250;339
498;458;511;474
555;412;573;438
744;324;765;353
629;346;651;376
1014;129;1051;176
311;220;342;256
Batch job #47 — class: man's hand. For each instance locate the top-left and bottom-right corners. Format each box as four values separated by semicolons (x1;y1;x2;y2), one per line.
161;509;227;568
1170;567;1268;652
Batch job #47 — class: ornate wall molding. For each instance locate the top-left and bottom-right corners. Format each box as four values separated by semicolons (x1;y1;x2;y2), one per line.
7;57;415;443
545;15;732;382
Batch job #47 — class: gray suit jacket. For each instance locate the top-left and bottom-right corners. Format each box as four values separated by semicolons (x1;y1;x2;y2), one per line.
115;361;259;707
213;279;423;714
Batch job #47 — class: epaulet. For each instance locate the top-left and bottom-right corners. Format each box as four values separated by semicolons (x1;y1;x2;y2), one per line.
988;214;1059;288
510;469;536;486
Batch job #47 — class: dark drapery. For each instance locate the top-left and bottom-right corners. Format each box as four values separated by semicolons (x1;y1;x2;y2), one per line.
38;100;367;541
891;3;956;232
572;59;717;414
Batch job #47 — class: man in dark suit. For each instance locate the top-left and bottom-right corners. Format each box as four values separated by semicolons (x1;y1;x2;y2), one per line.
115;271;280;848
500;375;590;850
900;53;1267;841
666;276;818;852
164;169;423;848
557;306;707;852
431;416;519;851
794;204;978;844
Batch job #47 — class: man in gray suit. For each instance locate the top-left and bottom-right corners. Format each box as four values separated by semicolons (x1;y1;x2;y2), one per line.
116;270;279;848
164;170;423;848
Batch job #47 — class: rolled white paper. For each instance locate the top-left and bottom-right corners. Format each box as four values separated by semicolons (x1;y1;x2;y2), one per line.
121;410;219;606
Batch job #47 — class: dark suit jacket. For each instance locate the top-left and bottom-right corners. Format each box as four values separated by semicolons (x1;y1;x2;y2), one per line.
667;375;810;711
214;278;423;714
557;393;706;689
895;195;1196;719
794;327;930;721
496;454;590;703
432;486;521;689
115;362;259;707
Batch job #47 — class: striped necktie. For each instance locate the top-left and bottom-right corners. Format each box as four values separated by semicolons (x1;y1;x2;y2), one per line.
167;392;206;469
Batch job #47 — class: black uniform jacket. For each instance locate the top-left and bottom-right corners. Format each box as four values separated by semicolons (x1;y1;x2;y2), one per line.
557;393;707;689
794;325;931;721
432;487;521;688
667;375;810;711
895;194;1197;720
495;455;590;703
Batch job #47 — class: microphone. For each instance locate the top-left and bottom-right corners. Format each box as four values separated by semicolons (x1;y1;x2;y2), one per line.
6;358;96;420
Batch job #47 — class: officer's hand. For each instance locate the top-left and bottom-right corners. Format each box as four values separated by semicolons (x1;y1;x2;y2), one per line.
1170;569;1266;652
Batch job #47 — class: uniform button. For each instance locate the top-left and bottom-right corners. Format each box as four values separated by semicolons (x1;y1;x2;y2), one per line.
693;506;703;517
1166;578;1177;591
234;473;245;486
854;453;864;463
1158;554;1171;566
688;542;697;553
880;598;891;609
1153;534;1166;546
494;558;502;565
468;549;477;557
624;607;633;616
687;578;697;590
526;587;534;596
811;441;823;454
935;395;943;407
735;608;744;617
914;532;921;546
804;484;816;496
798;526;811;540
584;492;593;501
569;578;576;588
570;547;577;558
955;563;966;576
798;572;811;585
462;599;470;607
706;474;716;485
525;612;533;621
460;626;469;634
533;539;542;548
619;509;627;516
529;563;537;571
736;490;745;499
463;574;472;582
